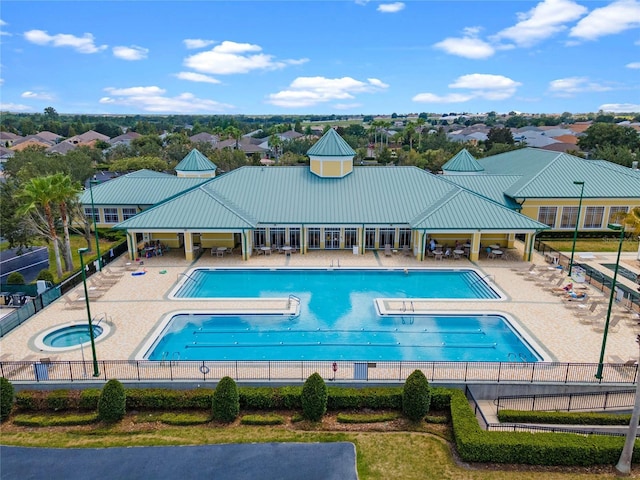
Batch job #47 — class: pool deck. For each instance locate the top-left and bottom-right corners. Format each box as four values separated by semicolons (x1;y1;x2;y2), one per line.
1;246;639;367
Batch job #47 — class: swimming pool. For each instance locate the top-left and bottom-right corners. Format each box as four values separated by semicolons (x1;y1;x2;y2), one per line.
172;268;502;300
144;312;544;362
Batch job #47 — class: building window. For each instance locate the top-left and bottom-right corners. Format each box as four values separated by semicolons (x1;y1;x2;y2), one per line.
560;207;578;229
289;228;300;248
253;228;266;247
379;228;395;247
270;228;285;247
103;208;119;223
609;206;628;224
537;207;557;228
364;228;376;249
84;207;100;224
584;206;604;229
122;208;137;220
344;228;357;248
398;228;411;247
307;228;320;249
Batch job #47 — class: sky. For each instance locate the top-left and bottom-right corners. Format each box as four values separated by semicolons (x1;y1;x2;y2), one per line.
1;0;639;116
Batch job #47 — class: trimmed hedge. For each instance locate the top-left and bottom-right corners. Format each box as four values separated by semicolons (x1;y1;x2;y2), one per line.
212;376;239;423
13;412;98;427
98;379;126;423
498;409;632;425
301;373;327;421
0;377;14;422
240;414;285;425
402;369;431;422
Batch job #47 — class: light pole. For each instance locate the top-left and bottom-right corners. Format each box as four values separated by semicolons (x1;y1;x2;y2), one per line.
79;248;100;377
568;181;585;276
89;179;102;271
616;334;640;474
595;223;625;379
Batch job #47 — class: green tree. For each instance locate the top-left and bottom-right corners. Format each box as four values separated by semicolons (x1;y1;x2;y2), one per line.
301;372;327;421
109;156;168;172
212;376;239;423
6;272;25;285
0;179;33;249
402;369;431;422
51;173;82;271
131;135;163;157
578;123;640;155
19;176;63;278
44;107;59;120
98;379;126;423
485;127;514;151
0;377;14;422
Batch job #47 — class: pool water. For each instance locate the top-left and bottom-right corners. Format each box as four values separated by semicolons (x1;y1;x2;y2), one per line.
43;324;104;348
147;313;541;362
174;268;500;300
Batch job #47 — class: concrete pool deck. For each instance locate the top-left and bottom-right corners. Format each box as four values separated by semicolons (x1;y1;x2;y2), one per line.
1;246;639;367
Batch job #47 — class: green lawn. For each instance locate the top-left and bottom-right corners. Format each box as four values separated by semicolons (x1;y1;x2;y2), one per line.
542;238;639;254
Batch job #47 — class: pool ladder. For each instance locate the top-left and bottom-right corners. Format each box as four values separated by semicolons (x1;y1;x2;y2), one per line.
178;272;197;283
287;294;301;317
507;352;528;362
401;300;414;313
471;274;495;286
160;351;181;366
329;258;340;268
93;312;114;326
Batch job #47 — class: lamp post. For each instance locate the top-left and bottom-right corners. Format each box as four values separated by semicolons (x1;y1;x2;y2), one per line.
79;248;100;377
595;223;625;379
568;181;585;276
89;179;102;271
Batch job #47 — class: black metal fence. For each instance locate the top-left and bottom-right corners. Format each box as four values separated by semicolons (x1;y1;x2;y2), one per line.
2;359;638;385
495;389;636;413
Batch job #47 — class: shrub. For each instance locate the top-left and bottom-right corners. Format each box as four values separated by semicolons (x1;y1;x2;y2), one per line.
402;369;431;422
240;414;285;425
46;389;70;411
212;376;239;423
6;272;25;285
97;379;126;423
0;377;14;422
36;269;54;283
301;372;327;421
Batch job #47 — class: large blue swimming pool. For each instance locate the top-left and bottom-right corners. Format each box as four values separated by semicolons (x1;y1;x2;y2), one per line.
173;268;501;300
146;312;542;362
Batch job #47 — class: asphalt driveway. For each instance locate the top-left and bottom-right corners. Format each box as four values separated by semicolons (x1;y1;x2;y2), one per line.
1;442;358;480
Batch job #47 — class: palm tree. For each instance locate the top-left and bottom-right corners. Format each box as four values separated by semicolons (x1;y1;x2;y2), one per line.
19;176;63;278
612;207;640;260
51;173;82;271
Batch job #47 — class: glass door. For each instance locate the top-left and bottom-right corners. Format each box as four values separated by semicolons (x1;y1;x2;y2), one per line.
324;228;340;249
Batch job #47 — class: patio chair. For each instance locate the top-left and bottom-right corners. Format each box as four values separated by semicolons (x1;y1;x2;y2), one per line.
513;264;538;275
62;294;86;310
535;273;562;287
542;277;566;291
384;244;392;257
88;278;112;291
592;315;623;333
607;355;638;365
402;245;411;256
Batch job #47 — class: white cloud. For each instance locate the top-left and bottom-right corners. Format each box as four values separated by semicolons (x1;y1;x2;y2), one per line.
377;2;405;13
267;76;389;108
175;72;221;84
100;86;233;113
412;73;521;104
21;90;53;100
113;45;148;61
412;93;475;103
0;102;34;112
571;0;640;40
599;102;640;112
493;0;588;47
548;77;613;96
627;62;640;68
184;38;215;49
0;19;10;36
23;29;107;53
434;36;495;59
184;40;304;75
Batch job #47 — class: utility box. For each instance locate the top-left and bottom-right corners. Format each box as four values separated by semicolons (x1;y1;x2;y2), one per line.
353;245;358;255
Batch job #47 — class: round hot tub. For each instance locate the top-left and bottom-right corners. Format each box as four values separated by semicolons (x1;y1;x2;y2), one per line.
35;322;111;352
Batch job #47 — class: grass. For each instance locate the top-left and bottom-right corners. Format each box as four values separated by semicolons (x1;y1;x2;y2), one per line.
0;415;633;479
542;238;639;254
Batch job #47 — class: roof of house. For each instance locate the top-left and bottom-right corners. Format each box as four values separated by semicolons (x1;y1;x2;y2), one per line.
115;166;547;232
175;149;217;172
67;130;110;144
189;132;218;143
0;132;23;140
439;175;521;209
307;128;356;157
109;132;141;144
79;169;209;206
33;131;62;142
46;142;77;154
442;149;484;172
477;148;640;199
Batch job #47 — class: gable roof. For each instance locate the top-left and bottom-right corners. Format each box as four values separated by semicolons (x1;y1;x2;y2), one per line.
440;175;521;209
478;148;640;199
175;149;217;172
307;128;356;157
115;166;547;232
442;149;484;172
79;169;209;206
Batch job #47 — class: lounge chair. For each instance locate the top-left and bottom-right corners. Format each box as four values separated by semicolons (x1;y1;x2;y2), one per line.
592;315;623;333
543;278;568;292
88;278;112;291
607;355;638;365
384;244;392;257
513;264;538;275
402;245;411;257
62;294;86;310
535;273;562;287
578;311;606;326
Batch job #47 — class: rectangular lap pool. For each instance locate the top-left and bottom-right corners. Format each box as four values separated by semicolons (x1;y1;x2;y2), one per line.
145;312;544;362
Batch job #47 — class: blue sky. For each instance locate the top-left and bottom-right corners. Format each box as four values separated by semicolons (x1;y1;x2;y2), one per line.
1;0;639;115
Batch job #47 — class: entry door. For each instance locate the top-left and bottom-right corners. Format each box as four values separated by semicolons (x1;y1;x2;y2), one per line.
325;228;340;249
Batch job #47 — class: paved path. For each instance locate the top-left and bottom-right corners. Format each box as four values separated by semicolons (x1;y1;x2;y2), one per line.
0;442;358;480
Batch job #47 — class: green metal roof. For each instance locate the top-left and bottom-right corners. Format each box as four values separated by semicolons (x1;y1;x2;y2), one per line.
477;148;640;199
440;175;522;209
79;170;210;206
306;128;356;157
115;166;547;232
442;149;484;172
175;148;217;172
